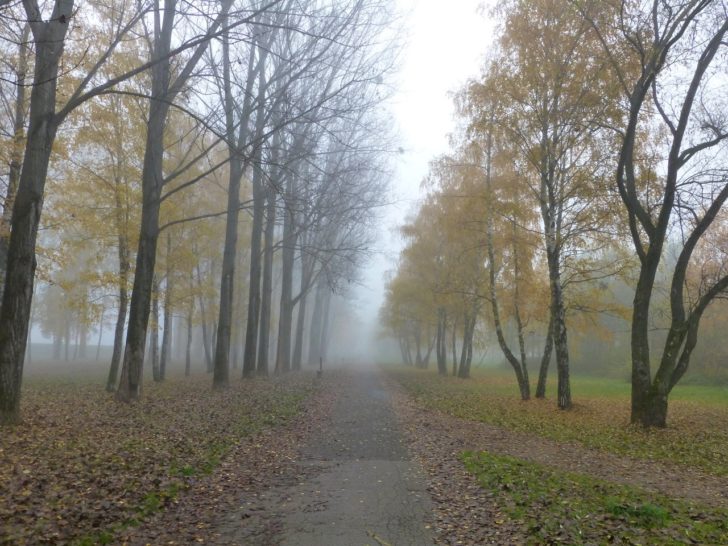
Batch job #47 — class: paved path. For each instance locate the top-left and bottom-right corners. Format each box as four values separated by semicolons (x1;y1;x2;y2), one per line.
277;369;433;546
229;369;434;546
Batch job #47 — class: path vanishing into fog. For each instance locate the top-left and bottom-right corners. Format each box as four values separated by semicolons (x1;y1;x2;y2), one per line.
218;368;435;546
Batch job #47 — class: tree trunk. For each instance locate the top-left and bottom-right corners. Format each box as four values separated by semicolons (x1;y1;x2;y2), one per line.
436;308;447;376
78;319;87;360
535;314;553;398
547;249;571;409
0;3;72;424
414;326;423;368
257;182;277;377
307;277;326;366
484;125;529;399
53;334;62;360
318;289;332;364
185;296;193;377
64;321;70;362
0;24;30;301
160;245;172;381
291;255;311;371
630;255;661;424
212;20;258;389
194;262;213;373
212;151;241;388
451;318;458;376
116;0;227;401
106;173;131;391
151;276;161;382
274;176;296;374
242;160;264;377
116;89;168;401
96;307;104;361
458;314;473;379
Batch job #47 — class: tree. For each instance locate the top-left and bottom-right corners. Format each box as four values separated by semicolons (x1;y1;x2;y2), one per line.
116;0;239;401
465;0;620;408
579;0;728;426
0;0;150;423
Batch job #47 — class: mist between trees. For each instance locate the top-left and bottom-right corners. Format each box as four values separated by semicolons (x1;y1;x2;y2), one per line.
0;0;400;424
380;0;728;428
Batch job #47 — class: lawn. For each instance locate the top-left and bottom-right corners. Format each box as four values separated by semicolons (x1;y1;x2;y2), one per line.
0;373;316;545
386;365;728;476
462;450;728;545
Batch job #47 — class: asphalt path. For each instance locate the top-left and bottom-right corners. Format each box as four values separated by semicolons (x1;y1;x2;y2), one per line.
277;369;434;546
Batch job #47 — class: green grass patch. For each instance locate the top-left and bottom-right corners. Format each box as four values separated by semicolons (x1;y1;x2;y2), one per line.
462;450;728;544
387;366;728;476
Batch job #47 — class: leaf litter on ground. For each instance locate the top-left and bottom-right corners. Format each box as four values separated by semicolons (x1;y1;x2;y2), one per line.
0;373;317;545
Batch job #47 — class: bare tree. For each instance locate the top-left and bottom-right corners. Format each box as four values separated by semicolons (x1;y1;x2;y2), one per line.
579;0;728;426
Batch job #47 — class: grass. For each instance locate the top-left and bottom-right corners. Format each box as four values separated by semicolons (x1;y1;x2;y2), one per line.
462;450;728;544
386;365;728;476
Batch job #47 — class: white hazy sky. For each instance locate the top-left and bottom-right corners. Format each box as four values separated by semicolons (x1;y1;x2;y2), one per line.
351;0;495;344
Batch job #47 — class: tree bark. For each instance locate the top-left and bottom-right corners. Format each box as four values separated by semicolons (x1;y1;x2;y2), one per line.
256;181;277;376
150;275;161;382
0;0;73;424
535;314;554;399
242;159;264;377
160;239;172;381
212;21;259;389
185;294;193;377
436;308;447;376
0;23;31;300
291;251;312;371
274;174;296;374
451;318;458;376
457;314;474;379
116;0;228;401
307;277;326;366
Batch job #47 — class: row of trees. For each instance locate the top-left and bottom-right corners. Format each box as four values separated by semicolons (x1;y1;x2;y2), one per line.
382;0;728;427
0;0;397;424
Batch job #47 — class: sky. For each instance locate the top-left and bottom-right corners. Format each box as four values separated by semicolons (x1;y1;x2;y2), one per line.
350;0;496;352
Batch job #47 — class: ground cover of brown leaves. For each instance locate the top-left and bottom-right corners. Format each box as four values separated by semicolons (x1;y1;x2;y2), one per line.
121;372;338;545
0;373;318;545
385;369;728;545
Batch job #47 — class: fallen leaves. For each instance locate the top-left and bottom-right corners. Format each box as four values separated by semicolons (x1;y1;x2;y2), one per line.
0;373;315;545
388;367;728;476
